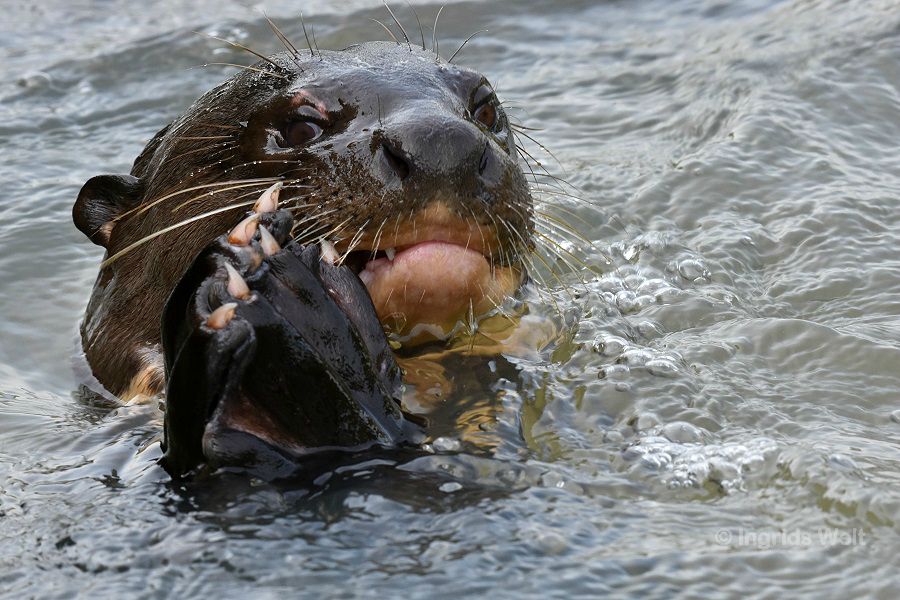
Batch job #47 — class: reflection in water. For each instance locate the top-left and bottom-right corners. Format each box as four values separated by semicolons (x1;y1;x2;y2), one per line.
2;0;900;596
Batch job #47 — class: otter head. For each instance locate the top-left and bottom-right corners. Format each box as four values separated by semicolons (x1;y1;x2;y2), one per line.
74;40;533;401
235;42;535;342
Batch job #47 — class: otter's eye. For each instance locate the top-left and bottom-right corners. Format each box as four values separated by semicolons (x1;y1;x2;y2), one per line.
471;84;504;134
474;102;497;130
282;120;322;147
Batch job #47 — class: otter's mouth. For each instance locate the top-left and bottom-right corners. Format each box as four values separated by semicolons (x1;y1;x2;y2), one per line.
329;204;524;342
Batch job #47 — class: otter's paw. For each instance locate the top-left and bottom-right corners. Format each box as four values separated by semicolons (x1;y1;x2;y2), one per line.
159;183;417;478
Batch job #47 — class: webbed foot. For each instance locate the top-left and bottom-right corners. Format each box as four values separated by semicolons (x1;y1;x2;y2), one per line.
159;184;418;478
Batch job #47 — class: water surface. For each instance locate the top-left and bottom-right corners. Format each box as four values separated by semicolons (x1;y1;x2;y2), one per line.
2;0;899;597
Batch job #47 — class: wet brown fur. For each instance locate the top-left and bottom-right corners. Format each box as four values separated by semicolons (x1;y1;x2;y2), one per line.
76;44;535;398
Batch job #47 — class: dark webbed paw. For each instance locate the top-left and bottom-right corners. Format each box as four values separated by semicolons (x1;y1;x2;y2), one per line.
160;184;417;478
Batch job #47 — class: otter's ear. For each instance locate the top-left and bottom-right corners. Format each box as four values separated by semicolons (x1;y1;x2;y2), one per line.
73;174;143;248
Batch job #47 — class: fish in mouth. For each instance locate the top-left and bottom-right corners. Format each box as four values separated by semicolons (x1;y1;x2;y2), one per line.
73;38;535;477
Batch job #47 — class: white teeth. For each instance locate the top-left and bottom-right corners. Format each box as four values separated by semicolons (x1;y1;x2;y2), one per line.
385;247;396;261
359;269;374;286
320;239;339;264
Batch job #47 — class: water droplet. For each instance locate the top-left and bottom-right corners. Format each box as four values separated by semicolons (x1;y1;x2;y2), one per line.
621;348;653;366
432;437;461;452
677;259;708;281
662;421;703;443
439;482;462;493
646;358;679;377
635;412;661;431
599;364;630;380
615;290;639;312
623;245;638;261
593;336;627;357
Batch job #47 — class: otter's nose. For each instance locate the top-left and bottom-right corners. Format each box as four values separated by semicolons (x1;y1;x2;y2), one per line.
373;107;505;191
379;140;411;181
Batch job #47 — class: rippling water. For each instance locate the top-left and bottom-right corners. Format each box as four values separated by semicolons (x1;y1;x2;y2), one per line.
2;0;899;596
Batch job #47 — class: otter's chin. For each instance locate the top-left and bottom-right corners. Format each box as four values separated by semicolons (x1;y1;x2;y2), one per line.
357;241;521;343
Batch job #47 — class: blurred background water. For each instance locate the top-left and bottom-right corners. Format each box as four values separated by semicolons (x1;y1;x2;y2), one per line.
1;0;899;597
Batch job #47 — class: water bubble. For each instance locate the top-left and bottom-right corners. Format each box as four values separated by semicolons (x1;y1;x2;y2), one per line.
636;278;669;295
620;348;654;366
642;231;672;253
636;320;664;338
604;429;625;443
828;453;859;471
623;436;779;490
592;335;628;357
599;290;617;305
540;471;565;488
662;421;703;443
634;412;661;431
635;295;657;310
596;276;625;294
615;290;640;313
707;456;741;483
520;524;569;555
624;274;645;289
677;259;709;281
646;358;680;377
599;364;630;380
16;71;52;89
655;286;684;303
623;245;639;261
439;482;462;493
432;437;461;452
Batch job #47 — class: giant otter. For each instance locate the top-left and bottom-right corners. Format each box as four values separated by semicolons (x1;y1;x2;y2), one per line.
73;40;533;477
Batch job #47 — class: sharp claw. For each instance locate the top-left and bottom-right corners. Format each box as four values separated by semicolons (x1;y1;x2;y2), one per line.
206;302;238;329
258;225;281;256
320;239;339;264
228;214;259;246
253;181;282;213
223;263;250;299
